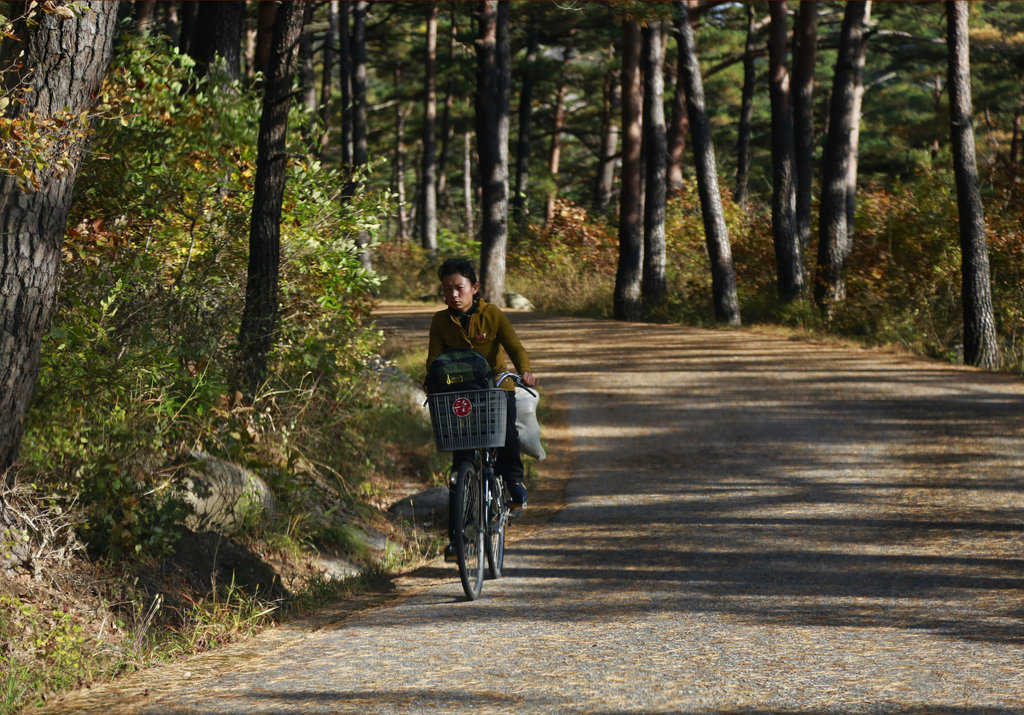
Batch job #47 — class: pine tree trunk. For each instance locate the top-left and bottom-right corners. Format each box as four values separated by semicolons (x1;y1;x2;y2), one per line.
190;0;244;80
237;1;305;399
642;22;668;309
544;83;567;226
338;1;353;169
318;0;339;158
513;20;539;224
768;0;804;300
475;0;510;306
0;1;118;473
946;0;1000;369
595;63;620;213
815;1;868;319
614;19;644;322
734;2;757;206
421;2;439;254
793;0;818;251
666;40;688;194
675;1;741;326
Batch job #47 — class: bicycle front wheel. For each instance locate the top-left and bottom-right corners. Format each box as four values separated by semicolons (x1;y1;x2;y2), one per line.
485;472;507;579
452;460;485;600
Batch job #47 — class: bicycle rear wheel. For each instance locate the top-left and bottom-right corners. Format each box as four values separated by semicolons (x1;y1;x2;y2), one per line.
485;472;507;579
452;460;485;600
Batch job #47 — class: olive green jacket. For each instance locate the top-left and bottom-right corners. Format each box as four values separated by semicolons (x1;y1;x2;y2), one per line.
427;299;531;389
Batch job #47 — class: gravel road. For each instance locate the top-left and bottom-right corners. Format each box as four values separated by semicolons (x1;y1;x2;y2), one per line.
46;303;1024;714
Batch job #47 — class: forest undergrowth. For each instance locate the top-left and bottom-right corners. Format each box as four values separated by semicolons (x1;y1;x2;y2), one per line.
6;23;1024;715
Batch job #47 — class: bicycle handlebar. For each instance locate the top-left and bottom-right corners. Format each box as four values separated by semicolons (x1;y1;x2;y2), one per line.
496;371;537;397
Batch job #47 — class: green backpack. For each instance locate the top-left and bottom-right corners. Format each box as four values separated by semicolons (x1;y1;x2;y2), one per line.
425;348;495;393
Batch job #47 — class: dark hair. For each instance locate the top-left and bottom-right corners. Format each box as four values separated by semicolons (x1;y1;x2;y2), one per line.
438;257;477;285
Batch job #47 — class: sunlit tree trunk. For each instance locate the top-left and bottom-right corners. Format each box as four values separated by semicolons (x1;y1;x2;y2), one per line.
815;0;868;319
237;0;305;398
513;18;539;224
768;0;804;300
643;21;667;310
544;82;567;226
675;0;741;326
595;62;620;213
614;19;644;322
437;7;458;199
946;0;1000;369
338;1;353;169
0;1;118;473
475;0;510;306
421;1;439;254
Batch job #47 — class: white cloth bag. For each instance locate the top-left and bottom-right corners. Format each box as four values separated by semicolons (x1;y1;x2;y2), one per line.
515;387;546;460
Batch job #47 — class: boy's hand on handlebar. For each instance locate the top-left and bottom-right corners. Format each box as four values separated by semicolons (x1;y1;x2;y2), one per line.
520;371;537;388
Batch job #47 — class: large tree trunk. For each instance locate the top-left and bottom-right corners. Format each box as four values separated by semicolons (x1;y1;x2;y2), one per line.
734;2;757;206
0;1;118;473
394;74;409;242
189;0;244;81
946;0;1000;369
350;1;372;269
814;1;869;319
464;131;475;238
475;0;510;306
512;19;540;224
642;21;668;309
420;1;439;254
674;1;741;326
595;63;620;213
793;0;818;251
768;0;804;301
614;19;644;322
237;0;305;399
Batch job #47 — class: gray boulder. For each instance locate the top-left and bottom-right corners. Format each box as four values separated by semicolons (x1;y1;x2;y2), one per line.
505;292;535;311
180;450;276;534
389;486;449;526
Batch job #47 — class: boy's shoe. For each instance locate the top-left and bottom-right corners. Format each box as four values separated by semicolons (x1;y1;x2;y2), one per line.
507;482;528;510
444;543;458;562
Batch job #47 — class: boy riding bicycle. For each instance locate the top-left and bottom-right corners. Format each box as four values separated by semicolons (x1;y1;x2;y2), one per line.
426;258;537;561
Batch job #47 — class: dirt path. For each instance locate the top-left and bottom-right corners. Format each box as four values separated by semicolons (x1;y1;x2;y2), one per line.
46;304;1024;713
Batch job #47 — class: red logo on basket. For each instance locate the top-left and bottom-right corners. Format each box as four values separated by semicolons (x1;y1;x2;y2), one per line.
452;397;472;417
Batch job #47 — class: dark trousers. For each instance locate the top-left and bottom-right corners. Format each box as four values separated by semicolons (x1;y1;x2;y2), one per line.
449;390;522;541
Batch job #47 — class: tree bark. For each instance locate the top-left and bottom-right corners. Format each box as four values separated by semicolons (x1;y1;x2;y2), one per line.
237;0;305;398
512;19;540;224
475;0;510;306
318;0;339;158
0;0;118;473
544;82;568;226
666;40;688;194
768;0;804;301
351;0;369;171
189;0;244;81
338;0;353;169
734;2;757;206
643;21;668;309
395;78;409;242
946;0;1000;369
674;1;741;326
437;7;458;199
814;1;869;319
792;0;818;252
421;1;439;254
464;130;474;238
595;63;620;213
614;19;644;322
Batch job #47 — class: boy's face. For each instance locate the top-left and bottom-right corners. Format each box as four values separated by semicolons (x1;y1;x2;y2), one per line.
441;272;479;313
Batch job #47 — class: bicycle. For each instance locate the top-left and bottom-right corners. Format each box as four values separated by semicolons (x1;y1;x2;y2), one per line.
426;372;535;600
